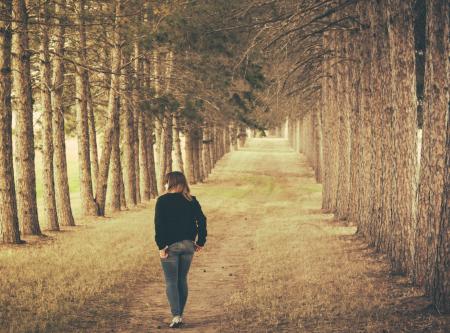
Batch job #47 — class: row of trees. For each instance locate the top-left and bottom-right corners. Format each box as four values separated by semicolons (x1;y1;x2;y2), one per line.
281;0;448;313
0;0;256;244
212;0;448;315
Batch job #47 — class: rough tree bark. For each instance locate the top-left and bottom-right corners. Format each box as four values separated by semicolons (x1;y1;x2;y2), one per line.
138;58;151;200
230;123;238;150
173;113;184;173
108;97;122;212
52;0;75;227
87;82;99;190
348;27;361;225
192;128;200;183
414;0;449;313
0;0;21;243
12;0;41;235
224;125;231;154
328;32;339;215
355;1;374;237
146;114;159;198
335;29;351;221
75;0;97;216
184;128;195;184
209;125;216;168
133;41;141;203
197;128;205;182
94;0;123;216
387;0;418;274
122;58;137;206
151;49;164;192
139;111;151;200
202;126;212;177
368;0;388;251
320;32;332;212
313;107;323;183
39;0;59;231
157;51;174;191
238;125;247;148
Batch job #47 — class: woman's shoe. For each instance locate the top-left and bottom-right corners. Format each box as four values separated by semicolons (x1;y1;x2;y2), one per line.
169;316;183;328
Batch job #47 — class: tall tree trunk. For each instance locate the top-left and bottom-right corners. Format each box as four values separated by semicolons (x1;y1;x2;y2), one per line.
0;0;21;243
335;29;351;221
192;128;201;183
230;123;238;150
355;2;374;237
39;0;59;231
94;0;123;216
158;112;173;185
154;116;162;189
295;119;301;153
165;113;173;174
321;32;332;212
145;53;158;198
367;1;388;251
139;57;151;200
87;82;99;190
313;107;323;183
157;51;174;190
119;161;127;209
238;126;247;148
108;97;122;212
348;27;361;225
146;114;158;198
224;125;231;154
209;125;216;168
173;113;184;173
202;126;212;177
75;0;97;216
139;111;151;200
12;0;41;235
122;58;137;206
219;126;224;159
197;128;205;182
414;0;449;313
184;129;195;184
133;110;141;203
434;115;449;312
51;0;75;227
387;0;418;274
151;50;163;191
327;32;340;215
133;41;141;203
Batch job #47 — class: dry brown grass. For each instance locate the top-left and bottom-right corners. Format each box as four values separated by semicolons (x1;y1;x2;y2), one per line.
0;204;159;332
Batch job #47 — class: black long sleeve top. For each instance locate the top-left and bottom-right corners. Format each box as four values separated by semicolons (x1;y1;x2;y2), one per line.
154;193;207;250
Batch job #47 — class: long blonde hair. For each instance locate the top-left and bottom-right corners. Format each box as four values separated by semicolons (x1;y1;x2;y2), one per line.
165;171;192;201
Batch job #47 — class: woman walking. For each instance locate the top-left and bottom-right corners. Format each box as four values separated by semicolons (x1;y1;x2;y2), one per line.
154;171;208;328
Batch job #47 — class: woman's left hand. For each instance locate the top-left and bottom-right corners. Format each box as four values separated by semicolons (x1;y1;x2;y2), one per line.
159;246;168;258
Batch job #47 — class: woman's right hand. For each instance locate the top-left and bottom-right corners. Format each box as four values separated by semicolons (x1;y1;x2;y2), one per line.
194;243;203;252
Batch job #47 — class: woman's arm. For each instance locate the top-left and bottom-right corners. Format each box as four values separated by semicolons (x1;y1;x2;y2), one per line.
154;198;167;250
193;197;207;246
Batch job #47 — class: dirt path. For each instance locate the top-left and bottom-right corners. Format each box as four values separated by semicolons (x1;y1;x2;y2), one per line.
103;138;287;332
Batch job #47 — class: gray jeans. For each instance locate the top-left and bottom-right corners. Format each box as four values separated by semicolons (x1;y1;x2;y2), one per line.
160;239;195;316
